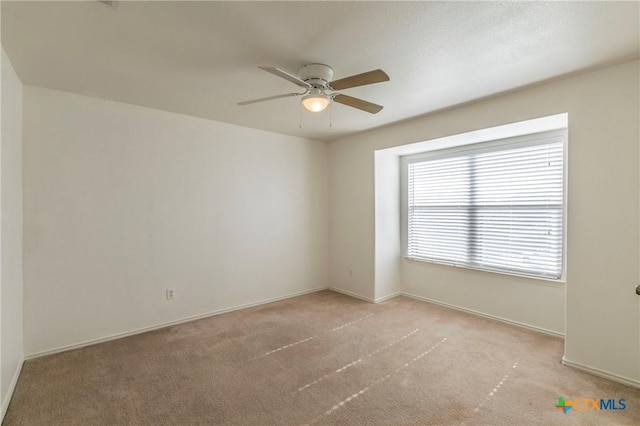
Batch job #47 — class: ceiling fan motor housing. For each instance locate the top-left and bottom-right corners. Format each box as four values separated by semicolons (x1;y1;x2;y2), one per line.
298;63;334;89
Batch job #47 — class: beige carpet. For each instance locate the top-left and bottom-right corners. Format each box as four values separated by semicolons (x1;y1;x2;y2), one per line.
4;290;640;425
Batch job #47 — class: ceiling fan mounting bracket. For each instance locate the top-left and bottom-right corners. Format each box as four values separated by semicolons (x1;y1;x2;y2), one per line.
298;63;334;89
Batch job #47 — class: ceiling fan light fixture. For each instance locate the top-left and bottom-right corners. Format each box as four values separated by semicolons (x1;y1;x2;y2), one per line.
301;89;330;112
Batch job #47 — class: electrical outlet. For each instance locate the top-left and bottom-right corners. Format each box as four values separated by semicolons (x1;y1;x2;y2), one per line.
166;288;175;300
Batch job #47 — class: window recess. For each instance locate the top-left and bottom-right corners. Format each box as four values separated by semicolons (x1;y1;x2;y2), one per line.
403;130;565;280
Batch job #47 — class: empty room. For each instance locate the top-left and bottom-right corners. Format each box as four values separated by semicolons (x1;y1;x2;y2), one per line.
1;1;639;425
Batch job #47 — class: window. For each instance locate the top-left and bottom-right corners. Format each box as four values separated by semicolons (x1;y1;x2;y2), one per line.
403;130;565;280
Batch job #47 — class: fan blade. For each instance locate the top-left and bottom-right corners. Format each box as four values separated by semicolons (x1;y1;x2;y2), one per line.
258;66;311;88
238;92;303;105
329;69;389;90
333;94;383;114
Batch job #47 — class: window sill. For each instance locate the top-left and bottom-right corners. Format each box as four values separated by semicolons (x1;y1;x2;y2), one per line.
403;256;566;287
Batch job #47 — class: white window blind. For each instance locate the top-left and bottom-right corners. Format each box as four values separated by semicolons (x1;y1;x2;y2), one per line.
406;132;564;280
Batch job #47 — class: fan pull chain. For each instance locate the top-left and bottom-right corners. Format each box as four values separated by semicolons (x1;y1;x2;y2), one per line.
329;100;333;128
299;102;303;128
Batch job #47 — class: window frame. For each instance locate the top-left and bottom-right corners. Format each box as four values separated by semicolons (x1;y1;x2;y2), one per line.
400;129;567;282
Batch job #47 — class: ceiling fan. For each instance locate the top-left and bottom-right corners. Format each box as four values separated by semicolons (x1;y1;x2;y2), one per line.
238;64;389;114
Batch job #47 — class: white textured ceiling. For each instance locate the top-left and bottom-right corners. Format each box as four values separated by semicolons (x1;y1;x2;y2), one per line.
2;1;639;142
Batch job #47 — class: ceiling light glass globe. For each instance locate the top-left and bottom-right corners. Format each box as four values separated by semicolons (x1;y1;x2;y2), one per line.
301;90;330;112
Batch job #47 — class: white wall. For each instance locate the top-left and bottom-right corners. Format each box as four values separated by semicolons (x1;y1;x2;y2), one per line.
23;86;329;356
329;140;376;300
1;48;24;418
373;151;401;301
329;60;639;385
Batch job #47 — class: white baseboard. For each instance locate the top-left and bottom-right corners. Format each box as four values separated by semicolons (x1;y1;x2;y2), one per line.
327;286;376;303
374;291;401;303
562;357;640;389
1;356;24;423
25;286;329;360
327;287;400;304
400;291;564;338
